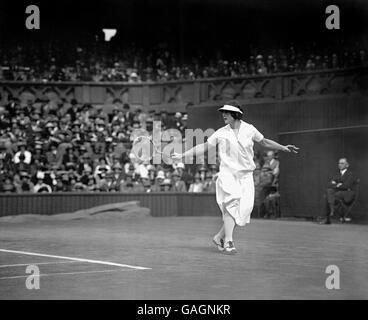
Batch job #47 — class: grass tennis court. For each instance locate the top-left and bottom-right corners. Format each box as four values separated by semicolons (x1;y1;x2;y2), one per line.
0;216;367;299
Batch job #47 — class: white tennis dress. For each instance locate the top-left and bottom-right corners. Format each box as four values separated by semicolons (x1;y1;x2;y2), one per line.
207;120;264;226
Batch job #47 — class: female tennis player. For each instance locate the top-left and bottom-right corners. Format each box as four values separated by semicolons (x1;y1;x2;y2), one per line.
171;101;299;254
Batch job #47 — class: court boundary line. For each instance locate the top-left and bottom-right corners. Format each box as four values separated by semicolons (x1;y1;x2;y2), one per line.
0;261;78;268
0;249;151;270
0;269;125;280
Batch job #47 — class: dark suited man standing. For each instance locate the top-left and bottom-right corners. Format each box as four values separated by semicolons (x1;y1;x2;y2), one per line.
321;158;356;224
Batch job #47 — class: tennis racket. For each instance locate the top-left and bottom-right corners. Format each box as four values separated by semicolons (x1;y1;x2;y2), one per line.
132;136;163;161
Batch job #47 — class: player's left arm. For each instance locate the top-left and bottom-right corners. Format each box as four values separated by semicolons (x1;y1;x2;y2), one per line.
257;138;299;153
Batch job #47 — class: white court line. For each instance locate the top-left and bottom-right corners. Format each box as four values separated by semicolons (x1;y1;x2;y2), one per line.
0;249;151;270
0;269;124;280
0;261;78;268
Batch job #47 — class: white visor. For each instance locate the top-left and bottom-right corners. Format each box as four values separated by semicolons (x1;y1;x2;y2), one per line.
218;104;243;114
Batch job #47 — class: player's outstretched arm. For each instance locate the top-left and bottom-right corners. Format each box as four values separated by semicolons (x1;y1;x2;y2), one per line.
171;142;210;160
258;138;299;153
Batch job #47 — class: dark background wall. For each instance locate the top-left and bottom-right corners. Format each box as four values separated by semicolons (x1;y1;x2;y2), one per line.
187;94;368;139
278;126;368;221
187;94;368;221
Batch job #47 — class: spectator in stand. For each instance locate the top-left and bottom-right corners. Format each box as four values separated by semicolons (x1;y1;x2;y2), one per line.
3;177;16;193
176;162;192;190
188;173;204;193
203;172;216;193
172;170;187;192
16;171;35;193
34;175;52;193
14;141;32;165
161;178;172;192
151;171;165;192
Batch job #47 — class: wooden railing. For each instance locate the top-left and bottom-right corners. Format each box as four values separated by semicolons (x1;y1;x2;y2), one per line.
1;67;367;112
0;192;220;218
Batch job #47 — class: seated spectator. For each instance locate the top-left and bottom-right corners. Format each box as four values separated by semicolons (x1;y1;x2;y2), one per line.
321;158;357;224
111;162;125;191
176;162;192;190
161;178;173;192
14;141;32;165
140;174;151;192
259;151;280;217
86;175;97;192
172;170;187;192
203;172;216;193
16;171;35;193
151;171;165;192
262;186;281;219
262;151;280;186
94;157;111;178
189;173;204;193
34;177;52;193
98;172;115;192
120;173;135;193
2;177;16;193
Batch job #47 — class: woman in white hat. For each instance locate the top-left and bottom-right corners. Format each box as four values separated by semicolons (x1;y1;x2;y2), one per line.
172;100;299;254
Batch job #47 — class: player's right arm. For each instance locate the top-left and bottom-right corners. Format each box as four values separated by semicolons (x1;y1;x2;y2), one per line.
171;142;210;160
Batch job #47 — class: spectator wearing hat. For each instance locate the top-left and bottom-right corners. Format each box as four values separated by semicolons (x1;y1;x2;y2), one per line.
123;104;135;124
0;145;13;172
86;175;97;192
161;178;173;192
198;165;207;181
176;162;193;190
32;144;47;165
54;174;68;192
46;144;62;169
98;172;115;192
2;177;16;193
203;172;216;193
142;176;152;192
151;170;165;192
147;164;156;181
133;176;145;192
66;99;80;122
120;173;135;193
208;164;219;180
110;162;125;191
14;151;31;174
188;173;204;193
79;165;93;185
16;171;35;193
94;157;111;178
77;154;93;176
34;176;52;193
94;105;109;123
14;141;32;165
172;170;187;192
62;147;78;168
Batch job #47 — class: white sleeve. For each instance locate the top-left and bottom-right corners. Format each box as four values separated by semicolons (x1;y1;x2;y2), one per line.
252;125;264;142
207;130;219;147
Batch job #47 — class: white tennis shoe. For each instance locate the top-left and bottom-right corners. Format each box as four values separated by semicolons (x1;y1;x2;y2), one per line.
223;241;237;255
212;236;225;252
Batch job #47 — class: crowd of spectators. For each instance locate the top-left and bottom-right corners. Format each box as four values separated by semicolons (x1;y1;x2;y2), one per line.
0;95;282;209
0;96;224;194
0;40;367;82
